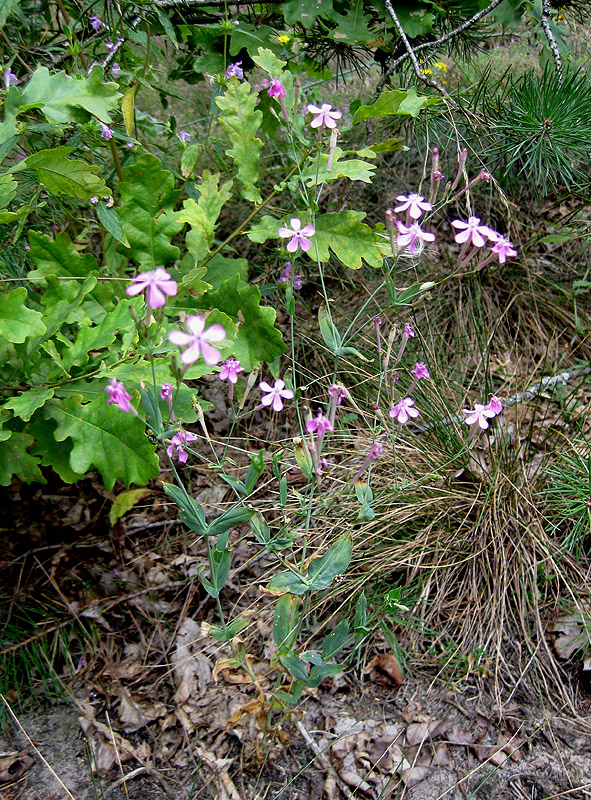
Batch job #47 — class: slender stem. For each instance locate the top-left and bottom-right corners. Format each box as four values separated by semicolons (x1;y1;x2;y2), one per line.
110;139;125;183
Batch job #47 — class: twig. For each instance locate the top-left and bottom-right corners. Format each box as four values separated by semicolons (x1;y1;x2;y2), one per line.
384;0;457;107
411;364;591;434
294;719;356;800
540;0;563;86
378;0;504;94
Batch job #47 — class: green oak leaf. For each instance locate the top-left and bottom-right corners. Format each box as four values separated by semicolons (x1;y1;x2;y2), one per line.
204;254;248;291
393;6;435;38
0;432;44;485
329;6;375;44
203;276;285;370
251;48;286;76
61;300;135;372
0;287;45;343
179;171;232;266
29;415;84;483
229;23;277;58
28;231;115;321
4;387;55;421
118;155;183;270
283;0;333;28
300;147;376;186
246;214;281;244
18;66;121;124
46;394;160;490
216;81;263;203
25;147;109;200
312;212;383;269
352;88;439;124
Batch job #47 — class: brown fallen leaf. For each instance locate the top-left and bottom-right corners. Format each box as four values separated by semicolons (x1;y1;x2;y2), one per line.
116;689;167;732
406;719;450;746
365;653;403;686
0;750;34;783
171;618;212;703
400;765;432;788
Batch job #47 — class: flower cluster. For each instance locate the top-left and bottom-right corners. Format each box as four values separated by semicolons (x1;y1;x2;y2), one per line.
463;396;503;430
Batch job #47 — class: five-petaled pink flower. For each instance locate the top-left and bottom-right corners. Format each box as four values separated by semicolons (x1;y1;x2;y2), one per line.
259;378;294;412
389;397;420;425
307;103;342;130
396;221;436;255
105;378;133;413
126;268;178;309
167;429;198;464
489;236;517;264
267;78;286;98
278;218;315;254
168;315;226;365
394;193;432;220
462;403;497;429
451;216;493;248
306;411;333;439
486;395;503;415
412;362;429;380
219;358;244;384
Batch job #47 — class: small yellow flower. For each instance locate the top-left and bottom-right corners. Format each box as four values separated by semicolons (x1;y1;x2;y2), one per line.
435;61;448;72
422;68;432;76
277;34;291;44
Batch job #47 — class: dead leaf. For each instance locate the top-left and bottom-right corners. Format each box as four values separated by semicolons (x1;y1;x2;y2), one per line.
400;764;432;788
365;653;404;686
406;719;450;746
172;618;212;702
551;614;591;660
0;750;34;783
227;698;267;726
116;689;166;732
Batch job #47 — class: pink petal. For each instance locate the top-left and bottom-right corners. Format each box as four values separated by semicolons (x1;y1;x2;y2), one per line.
309;116;323;128
451;220;467;229
203;324;226;343
272;394;284;412
180;343;202;364
324;117;338;129
259;381;273;392
299;237;312;252
286;237;299;253
278;227;294;238
260;393;274;407
289;218;302;231
186;315;206;335
147;285;166;308
201;342;222;366
307;104;322;113
300;225;315;236
126;282;146;297
168;330;192;346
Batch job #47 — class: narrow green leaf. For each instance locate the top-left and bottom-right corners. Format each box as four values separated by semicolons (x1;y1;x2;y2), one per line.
273;594;301;652
307;535;352;590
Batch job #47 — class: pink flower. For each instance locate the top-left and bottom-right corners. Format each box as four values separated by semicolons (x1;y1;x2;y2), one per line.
105;378;133;413
307;103;342;130
396;221;435;255
486;395;503;415
412;361;429;379
306;411;333;439
259;378;294;412
90;14;103;30
489;236;517;264
389;397;420;424
167;429;198;464
462;403;497;429
404;323;415;339
278;218;315;254
267;78;286;99
110;63;121;78
328;384;348;405
168;315;226;365
160;383;173;400
278;261;302;289
219;358;244;384
126;268;178;309
394;193;432;220
100;122;113;140
226;62;243;79
370;443;384;459
178;130;191;143
4;67;18;89
451;216;492;248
